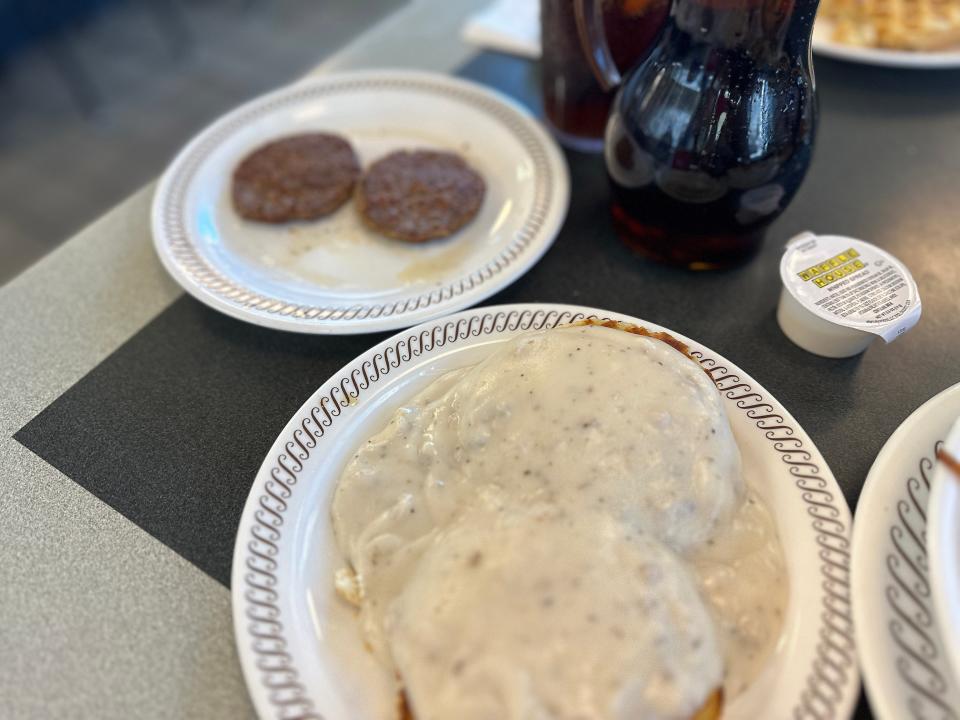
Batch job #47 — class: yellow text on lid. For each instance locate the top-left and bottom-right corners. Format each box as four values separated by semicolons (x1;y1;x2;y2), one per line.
812;259;865;288
797;248;860;282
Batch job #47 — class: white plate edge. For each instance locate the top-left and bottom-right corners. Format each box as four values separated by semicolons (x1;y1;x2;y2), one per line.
928;417;960;694
812;32;960;69
851;382;960;720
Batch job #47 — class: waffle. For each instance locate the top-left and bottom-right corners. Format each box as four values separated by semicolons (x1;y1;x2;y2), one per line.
822;0;960;50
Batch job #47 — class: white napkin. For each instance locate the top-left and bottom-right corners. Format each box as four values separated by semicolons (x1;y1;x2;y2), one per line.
462;0;542;59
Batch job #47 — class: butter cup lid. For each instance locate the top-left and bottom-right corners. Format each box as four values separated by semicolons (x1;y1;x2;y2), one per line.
779;232;922;344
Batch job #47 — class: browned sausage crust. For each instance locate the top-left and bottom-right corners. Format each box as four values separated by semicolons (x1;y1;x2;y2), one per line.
232;133;361;223
357;150;485;242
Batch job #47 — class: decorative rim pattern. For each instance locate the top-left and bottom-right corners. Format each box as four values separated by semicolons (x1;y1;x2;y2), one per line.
883;443;958;720
689;352;856;720
237;307;856;720
156;74;557;326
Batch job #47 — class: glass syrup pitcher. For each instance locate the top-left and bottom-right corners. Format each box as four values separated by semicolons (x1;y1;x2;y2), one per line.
575;0;819;269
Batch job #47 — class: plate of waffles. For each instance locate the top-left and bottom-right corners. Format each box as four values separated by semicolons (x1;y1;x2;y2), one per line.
814;0;960;67
852;383;960;720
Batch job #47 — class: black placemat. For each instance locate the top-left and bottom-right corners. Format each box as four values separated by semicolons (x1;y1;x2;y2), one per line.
15;50;960;608
15;296;383;586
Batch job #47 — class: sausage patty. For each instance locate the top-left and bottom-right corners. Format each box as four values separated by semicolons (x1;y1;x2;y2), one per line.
232;133;361;223
357;150;485;242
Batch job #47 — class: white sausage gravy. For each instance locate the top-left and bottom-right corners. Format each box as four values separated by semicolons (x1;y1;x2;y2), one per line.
332;324;786;720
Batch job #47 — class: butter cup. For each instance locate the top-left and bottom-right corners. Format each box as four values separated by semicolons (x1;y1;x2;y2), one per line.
776;232;921;359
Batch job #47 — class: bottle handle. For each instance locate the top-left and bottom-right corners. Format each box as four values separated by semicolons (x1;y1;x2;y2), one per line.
573;0;622;92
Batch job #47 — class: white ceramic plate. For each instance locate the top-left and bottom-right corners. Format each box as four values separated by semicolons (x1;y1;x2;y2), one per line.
151;71;569;334
852;383;960;720
813;19;960;68
231;303;858;720
929;414;960;695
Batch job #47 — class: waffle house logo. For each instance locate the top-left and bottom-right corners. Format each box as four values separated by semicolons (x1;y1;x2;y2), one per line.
797;248;865;288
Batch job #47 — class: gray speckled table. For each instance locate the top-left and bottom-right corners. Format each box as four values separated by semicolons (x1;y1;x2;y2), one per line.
3;2;960;719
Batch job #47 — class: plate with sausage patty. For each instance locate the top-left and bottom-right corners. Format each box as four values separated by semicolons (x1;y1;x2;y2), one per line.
151;70;569;334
